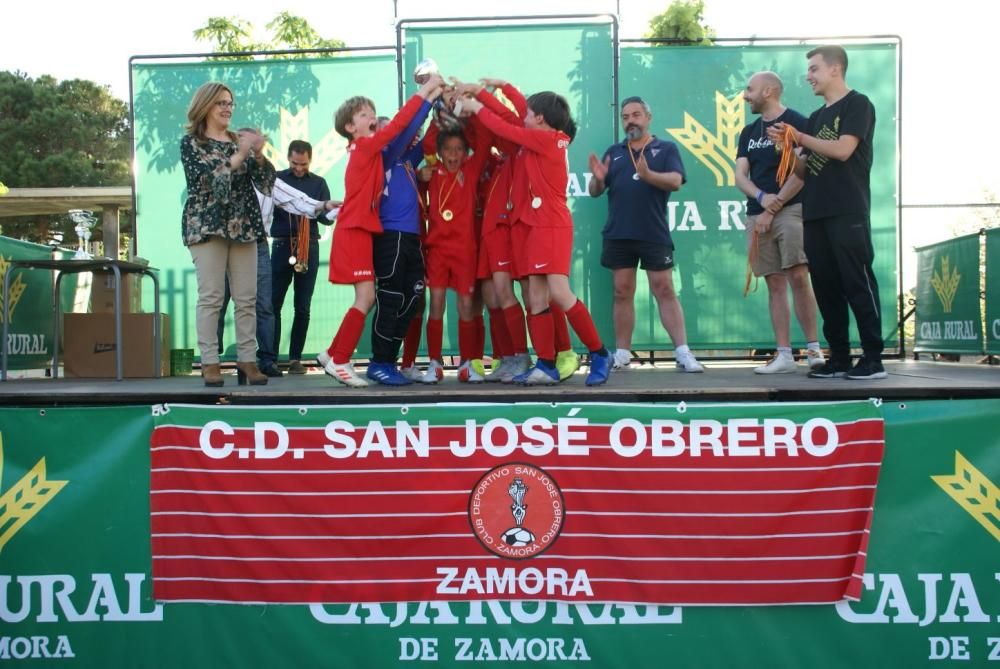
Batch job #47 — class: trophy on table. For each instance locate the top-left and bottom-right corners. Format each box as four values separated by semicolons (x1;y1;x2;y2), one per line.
68;209;97;260
413;58;462;132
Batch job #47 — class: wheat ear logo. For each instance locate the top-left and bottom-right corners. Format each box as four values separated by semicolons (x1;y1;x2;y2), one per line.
666;91;745;186
0;433;68;552
931;451;1000;542
930;255;961;313
260;106;347;176
0;254;28;323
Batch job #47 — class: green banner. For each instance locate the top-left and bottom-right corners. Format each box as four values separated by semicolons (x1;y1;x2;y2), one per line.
914;233;983;354
619;43;899;349
986;228;1000;355
132;54;399;361
133;35;900;358
3;398;1000;665
0;236;56;370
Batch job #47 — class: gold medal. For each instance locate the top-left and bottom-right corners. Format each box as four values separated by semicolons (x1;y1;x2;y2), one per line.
531;196;542;209
442;209;454;221
294;262;307;273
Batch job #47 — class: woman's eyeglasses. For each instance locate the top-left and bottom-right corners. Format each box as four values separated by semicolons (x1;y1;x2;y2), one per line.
215;100;236;109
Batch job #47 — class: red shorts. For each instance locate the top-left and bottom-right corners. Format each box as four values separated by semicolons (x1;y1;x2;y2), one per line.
329;226;374;284
522;225;573;276
425;242;477;295
510;221;531;280
477;226;514;279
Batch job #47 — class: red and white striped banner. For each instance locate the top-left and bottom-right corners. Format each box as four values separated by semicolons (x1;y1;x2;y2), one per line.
150;402;884;605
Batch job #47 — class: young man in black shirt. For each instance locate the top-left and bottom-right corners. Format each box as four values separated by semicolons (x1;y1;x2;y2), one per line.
768;45;885;380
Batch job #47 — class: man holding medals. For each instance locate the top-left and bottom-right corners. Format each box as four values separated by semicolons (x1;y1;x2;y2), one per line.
588;96;705;374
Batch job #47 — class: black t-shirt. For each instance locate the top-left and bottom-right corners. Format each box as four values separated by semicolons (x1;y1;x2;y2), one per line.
736;108;809;216
801;90;876;221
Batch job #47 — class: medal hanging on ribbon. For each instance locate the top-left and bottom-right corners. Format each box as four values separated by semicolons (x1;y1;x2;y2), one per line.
438;171;460;223
628;136;652;182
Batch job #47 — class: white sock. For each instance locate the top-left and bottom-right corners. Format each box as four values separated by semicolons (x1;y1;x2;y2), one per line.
807;341;821;351
777;347;793;358
675;344;690;357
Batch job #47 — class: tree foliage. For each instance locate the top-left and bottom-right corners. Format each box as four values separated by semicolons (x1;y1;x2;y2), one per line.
193;13;345;59
0;71;130;243
645;0;716;44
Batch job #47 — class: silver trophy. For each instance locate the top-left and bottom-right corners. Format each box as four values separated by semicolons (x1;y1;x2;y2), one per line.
500;477;536;546
68;209;97;260
413;58;462;132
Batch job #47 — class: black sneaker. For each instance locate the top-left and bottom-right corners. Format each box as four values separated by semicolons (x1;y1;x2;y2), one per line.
259;363;284;378
846;356;887;380
807;359;850;379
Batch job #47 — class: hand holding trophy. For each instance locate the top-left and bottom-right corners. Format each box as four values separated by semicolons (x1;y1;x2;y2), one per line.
413;58;462;132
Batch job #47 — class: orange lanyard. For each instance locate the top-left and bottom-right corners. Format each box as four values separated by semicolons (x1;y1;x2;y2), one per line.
437;170;460;217
403;163;427;216
628;136;652;176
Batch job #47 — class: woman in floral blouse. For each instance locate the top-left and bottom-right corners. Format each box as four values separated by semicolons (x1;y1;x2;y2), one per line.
181;82;275;386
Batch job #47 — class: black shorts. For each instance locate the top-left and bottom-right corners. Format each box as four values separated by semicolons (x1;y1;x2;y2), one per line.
600;238;675;271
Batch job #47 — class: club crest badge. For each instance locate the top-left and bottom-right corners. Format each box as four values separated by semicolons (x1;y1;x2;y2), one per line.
468;463;565;560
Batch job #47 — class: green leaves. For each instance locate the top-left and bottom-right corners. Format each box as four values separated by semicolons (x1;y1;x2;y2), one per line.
193;13;345;59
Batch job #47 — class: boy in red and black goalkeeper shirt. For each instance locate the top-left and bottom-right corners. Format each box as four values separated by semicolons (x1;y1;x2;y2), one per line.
317;75;444;387
416;114;493;384
463;91;612;386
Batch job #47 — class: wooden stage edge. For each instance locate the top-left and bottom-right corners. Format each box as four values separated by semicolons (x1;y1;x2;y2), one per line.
0;359;996;407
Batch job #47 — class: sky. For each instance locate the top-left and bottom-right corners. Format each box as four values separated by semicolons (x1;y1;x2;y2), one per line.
2;0;999;282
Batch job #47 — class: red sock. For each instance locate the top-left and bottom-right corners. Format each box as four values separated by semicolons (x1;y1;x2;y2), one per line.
527;311;556;362
488;308;512;358
473;315;485;359
329;307;367;364
458;319;477;361
503;303;528;355
550;302;572;352
565;300;603;352
426;318;444;361
401;315;422;368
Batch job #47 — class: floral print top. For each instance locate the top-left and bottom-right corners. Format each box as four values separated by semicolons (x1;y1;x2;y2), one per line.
179;134;276;246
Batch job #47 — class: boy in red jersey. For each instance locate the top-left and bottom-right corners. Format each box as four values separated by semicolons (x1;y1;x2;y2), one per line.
317;75;444;387
416;115;493;383
463;91;612;386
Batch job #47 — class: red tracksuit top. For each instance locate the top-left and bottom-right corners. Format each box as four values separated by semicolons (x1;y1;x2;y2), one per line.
474;106;572;228
337;95;425;234
476;85;527;235
422;115;493;248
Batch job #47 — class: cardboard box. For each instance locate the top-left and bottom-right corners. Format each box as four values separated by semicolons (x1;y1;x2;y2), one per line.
63;313;170;378
89;271;143;314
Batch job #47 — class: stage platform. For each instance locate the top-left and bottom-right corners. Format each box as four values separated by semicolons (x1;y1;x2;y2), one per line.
0;359;996;406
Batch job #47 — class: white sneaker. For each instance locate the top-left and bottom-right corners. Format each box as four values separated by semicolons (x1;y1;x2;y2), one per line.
805;348;827;370
458;360;485;383
400;365;423;382
319;356;368;387
676;352;705;373
612;348;632;370
754;353;797;374
419;359;444;384
500;353;532;383
483;357;509;383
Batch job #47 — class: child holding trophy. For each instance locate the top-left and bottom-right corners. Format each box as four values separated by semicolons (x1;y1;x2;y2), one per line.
318;74;444;387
